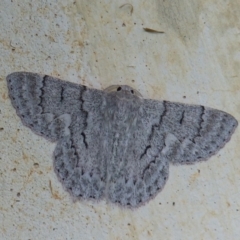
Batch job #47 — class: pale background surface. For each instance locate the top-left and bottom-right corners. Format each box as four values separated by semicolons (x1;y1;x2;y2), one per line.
1;0;240;239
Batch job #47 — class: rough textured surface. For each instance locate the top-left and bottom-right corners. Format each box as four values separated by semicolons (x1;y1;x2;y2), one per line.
7;72;237;208
1;0;240;239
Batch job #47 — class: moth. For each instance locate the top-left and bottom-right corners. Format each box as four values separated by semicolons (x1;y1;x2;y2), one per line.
7;72;238;207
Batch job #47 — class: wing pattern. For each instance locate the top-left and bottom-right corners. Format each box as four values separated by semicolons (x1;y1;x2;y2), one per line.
7;72;238;207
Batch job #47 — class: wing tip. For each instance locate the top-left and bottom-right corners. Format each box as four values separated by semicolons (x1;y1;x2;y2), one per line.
6;71;26;81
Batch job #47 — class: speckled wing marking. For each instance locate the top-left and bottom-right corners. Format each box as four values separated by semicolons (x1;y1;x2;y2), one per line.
7;72;238;208
7;72;108;201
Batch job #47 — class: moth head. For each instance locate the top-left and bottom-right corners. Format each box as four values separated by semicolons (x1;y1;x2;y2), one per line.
104;85;142;98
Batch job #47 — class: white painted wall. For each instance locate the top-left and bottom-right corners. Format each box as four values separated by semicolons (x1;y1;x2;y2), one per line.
1;0;240;239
